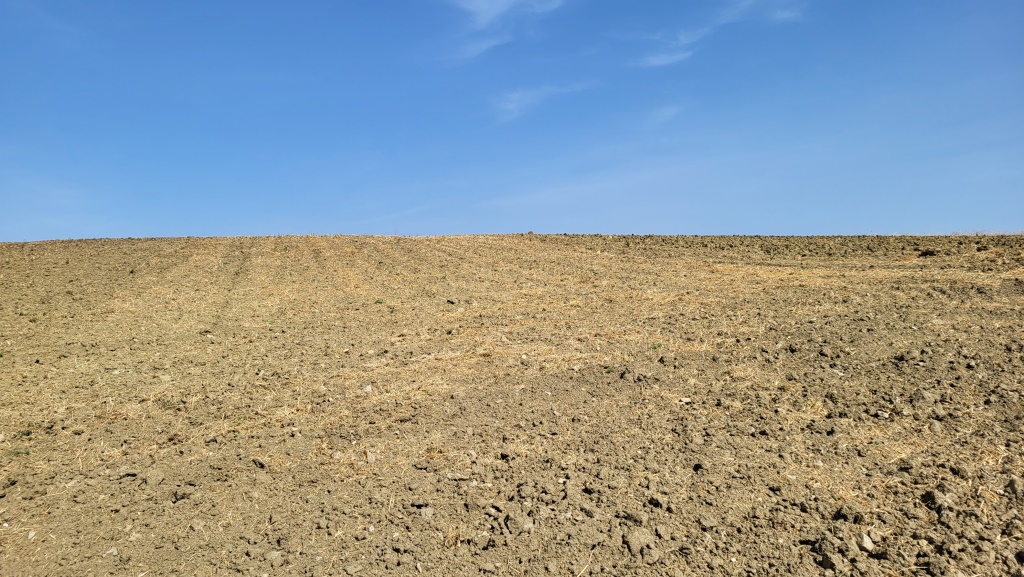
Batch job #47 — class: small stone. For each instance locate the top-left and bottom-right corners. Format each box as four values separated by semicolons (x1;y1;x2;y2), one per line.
473;532;492;549
856;533;875;553
102;547;118;557
922;489;955;511
910;389;936;406
505;511;533;535
697;516;718;531
344;563;364;575
265;550;284;568
480;562;497;573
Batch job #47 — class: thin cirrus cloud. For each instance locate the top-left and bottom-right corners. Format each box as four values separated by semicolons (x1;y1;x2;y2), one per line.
448;0;565;60
770;7;803;21
449;0;564;29
636;50;693;68
648;105;685;126
456;34;513;59
636;0;803;67
493;83;591;121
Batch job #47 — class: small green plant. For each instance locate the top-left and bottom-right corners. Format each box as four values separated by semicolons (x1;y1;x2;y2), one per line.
13;430;31;439
651;343;663;350
374;299;384;304
625;240;631;247
9;449;29;457
446;329;454;335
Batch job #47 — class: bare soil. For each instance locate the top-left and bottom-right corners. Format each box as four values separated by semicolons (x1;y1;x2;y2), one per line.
1;234;1023;577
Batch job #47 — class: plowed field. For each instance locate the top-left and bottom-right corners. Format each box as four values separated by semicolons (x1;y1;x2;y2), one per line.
1;235;1022;576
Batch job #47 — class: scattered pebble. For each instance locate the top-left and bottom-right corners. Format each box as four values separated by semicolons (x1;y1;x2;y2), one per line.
265;550;284;568
856;533;875;553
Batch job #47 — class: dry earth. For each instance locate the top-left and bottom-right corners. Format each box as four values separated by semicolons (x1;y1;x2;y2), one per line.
1;235;1023;577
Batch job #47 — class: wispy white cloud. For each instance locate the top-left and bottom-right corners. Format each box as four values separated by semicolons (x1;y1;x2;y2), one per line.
446;0;566;60
673;27;714;47
718;0;758;25
456;34;513;59
648;105;685;125
636;0;803;68
636;50;693;68
449;0;565;30
493;83;591;121
722;0;805;25
770;7;803;22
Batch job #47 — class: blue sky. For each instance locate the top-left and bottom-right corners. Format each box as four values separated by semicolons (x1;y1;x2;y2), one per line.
1;0;1022;240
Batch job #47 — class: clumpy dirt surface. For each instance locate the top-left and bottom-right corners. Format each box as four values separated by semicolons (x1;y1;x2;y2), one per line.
1;235;1023;577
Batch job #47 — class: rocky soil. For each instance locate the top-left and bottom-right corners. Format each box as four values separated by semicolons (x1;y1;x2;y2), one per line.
1;234;1022;576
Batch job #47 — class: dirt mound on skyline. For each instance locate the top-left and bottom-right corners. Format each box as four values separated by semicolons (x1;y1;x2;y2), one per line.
1;234;1023;576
